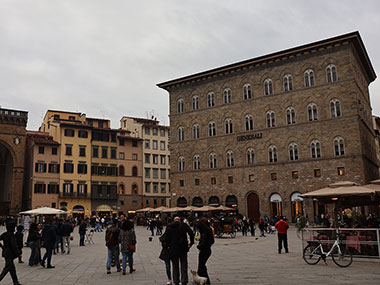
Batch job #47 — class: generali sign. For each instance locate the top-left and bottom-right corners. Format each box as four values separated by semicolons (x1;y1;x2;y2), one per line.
237;132;263;142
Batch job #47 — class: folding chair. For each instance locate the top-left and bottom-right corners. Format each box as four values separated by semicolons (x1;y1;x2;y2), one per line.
85;229;95;245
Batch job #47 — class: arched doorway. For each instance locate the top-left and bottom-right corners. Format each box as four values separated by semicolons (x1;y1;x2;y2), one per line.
269;193;283;217
225;195;238;208
192;196;203;207
247;192;260;222
0;143;13;215
208;196;220;206
72;205;85;220
131;184;138;195
177;197;187;207
291;192;304;222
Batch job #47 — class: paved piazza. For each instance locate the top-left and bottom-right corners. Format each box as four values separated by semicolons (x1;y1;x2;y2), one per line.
0;226;379;284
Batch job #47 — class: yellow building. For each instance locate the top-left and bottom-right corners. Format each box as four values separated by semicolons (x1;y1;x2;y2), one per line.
40;110;92;217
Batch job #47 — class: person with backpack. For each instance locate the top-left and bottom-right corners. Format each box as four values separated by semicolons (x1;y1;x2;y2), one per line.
197;218;214;285
0;220;21;285
119;220;136;275
105;219;121;274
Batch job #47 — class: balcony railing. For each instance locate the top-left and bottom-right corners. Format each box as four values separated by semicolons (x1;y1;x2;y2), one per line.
59;192;89;198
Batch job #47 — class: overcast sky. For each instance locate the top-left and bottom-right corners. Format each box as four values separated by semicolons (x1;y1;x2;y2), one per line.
1;0;380;130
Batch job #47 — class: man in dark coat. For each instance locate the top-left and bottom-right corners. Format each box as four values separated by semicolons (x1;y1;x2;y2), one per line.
41;219;57;268
0;221;21;284
79;220;87;246
197;219;214;285
61;218;73;254
163;216;194;285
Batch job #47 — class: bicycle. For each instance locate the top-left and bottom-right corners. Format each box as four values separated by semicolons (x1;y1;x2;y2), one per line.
303;229;353;267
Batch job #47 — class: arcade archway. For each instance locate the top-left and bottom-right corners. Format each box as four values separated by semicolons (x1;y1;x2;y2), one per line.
0;143;13;215
247;192;260;222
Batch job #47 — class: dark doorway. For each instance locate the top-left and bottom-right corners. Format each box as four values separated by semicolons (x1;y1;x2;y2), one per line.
0;143;13;215
247;192;260;222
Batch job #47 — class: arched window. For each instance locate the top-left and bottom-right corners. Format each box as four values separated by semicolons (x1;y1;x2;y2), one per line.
326;64;337;83
209;152;217;168
177;99;184;113
131;184;138;194
178;126;184;141
192;124;200;139
192;96;199;110
283;74;293;92
178;156;185;171
226;150;234;167
286;107;296;125
304;69;315;87
266;110;276;127
193;154;200;170
245;114;254;131
264;79;273;95
132;166;138;177
177;197;187;207
310;140;321;158
119;165;125;176
225;118;233;134
192;196;203;207
333;137;345;156
330;99;341;118
207;92;215;107
307;103;318;121
246;148;254;165
289;142;299;161
243;84;252;100
268;145;278;163
208;121;216;136
223;88;232;104
119;183;125;195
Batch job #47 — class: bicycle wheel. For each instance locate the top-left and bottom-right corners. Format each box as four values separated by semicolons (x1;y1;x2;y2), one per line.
303;244;321;265
332;245;353;267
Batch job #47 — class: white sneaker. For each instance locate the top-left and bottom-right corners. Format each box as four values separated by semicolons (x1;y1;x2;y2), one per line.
166;281;172;285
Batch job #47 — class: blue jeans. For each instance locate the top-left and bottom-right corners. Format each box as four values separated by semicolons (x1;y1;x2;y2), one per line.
80;234;85;246
107;246;120;270
121;251;133;270
42;246;53;266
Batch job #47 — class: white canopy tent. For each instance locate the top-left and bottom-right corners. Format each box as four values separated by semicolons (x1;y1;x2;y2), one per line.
19;207;67;215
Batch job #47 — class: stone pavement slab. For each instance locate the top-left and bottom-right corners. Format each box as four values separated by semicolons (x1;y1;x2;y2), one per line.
0;226;379;284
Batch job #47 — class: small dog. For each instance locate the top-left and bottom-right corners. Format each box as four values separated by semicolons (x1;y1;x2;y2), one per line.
190;270;207;285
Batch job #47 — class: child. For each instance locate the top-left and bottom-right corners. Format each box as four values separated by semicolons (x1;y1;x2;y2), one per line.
15;225;24;263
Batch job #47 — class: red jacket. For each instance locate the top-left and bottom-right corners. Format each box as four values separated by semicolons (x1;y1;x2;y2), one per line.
275;219;289;234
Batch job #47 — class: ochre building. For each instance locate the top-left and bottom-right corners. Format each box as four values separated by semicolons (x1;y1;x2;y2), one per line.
158;31;378;222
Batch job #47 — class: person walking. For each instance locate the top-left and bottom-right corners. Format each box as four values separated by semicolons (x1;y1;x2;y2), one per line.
159;231;172;285
119;220;136;275
275;217;289;254
0;221;21;285
105;219;121;274
61;218;73;254
79;219;87;246
27;223;41;266
197;219;214;285
241;217;248;236
41;219;56;268
54;219;64;254
163;216;194;285
248;219;255;237
259;218;266;237
15;225;24;263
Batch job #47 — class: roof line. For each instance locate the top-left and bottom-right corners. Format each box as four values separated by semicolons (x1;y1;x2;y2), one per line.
157;31;376;89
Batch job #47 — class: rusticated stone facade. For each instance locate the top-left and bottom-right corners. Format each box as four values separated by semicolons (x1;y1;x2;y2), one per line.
0;108;28;215
158;32;378;222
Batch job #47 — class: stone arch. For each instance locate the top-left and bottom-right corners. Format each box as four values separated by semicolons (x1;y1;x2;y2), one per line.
192;196;203;207
246;191;260;222
0;142;14;215
177;197;187;207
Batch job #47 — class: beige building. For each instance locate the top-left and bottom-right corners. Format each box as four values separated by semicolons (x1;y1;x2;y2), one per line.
117;129;144;213
158;31;378;222
24;131;60;209
120;117;171;208
40;110;92;217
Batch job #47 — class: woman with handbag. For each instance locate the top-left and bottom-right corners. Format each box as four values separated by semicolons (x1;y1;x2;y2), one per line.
119;220;136;275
